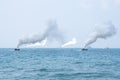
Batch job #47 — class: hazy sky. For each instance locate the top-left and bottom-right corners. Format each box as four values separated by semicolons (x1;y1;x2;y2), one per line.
0;0;120;48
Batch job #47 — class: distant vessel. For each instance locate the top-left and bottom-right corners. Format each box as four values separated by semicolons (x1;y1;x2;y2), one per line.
82;48;88;51
14;48;20;51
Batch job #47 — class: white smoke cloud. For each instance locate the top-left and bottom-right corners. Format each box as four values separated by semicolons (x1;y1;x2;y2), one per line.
61;38;77;47
83;22;116;48
25;38;47;48
17;20;64;48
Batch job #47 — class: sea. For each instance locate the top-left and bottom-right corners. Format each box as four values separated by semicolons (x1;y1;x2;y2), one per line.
0;48;120;80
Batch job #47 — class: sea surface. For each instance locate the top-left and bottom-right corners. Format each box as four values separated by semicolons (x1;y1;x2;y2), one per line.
0;48;120;80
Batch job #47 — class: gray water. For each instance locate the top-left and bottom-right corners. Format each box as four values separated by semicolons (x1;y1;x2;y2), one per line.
0;48;120;80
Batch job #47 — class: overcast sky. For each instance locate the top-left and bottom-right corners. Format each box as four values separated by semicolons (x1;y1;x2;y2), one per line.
0;0;120;48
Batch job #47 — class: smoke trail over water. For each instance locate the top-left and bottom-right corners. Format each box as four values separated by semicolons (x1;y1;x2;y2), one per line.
83;22;116;48
25;38;47;48
61;38;77;47
17;20;64;48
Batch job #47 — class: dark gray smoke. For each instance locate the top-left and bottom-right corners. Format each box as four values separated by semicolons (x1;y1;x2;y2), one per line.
83;22;116;48
17;20;64;48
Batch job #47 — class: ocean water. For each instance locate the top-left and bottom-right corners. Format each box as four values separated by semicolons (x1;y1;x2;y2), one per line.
0;48;120;80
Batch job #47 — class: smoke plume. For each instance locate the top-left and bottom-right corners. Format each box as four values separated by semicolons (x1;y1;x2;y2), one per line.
61;38;77;47
25;38;47;48
83;22;116;48
17;20;64;48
